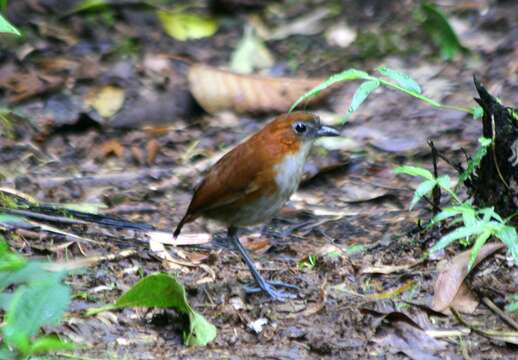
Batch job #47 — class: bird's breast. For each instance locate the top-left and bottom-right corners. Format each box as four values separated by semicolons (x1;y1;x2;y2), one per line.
273;141;312;196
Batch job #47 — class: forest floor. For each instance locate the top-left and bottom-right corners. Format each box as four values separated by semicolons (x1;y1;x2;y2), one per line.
1;0;518;358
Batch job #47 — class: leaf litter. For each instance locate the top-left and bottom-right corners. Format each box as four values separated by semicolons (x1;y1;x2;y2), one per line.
0;0;517;358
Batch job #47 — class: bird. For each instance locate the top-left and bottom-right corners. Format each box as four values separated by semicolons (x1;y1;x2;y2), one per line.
174;112;340;300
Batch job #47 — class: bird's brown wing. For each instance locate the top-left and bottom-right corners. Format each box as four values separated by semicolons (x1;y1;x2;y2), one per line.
174;135;276;236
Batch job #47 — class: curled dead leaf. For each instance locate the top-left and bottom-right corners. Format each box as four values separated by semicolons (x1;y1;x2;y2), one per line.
84;85;125;118
188;64;332;114
431;242;504;313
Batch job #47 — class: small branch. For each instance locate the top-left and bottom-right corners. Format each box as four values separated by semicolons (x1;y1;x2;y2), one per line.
482;296;518;331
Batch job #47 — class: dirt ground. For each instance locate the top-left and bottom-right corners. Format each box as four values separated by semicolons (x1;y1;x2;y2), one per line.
1;0;518;359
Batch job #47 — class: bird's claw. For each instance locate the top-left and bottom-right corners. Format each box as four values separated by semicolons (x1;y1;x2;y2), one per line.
243;280;298;301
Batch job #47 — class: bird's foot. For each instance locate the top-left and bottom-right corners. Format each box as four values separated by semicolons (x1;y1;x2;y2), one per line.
243;280;298;301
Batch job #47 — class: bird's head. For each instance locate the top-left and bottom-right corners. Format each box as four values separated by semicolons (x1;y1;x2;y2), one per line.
264;112;340;147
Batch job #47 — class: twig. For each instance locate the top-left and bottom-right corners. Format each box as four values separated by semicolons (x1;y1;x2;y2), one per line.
451;308;518;341
482;296;518;331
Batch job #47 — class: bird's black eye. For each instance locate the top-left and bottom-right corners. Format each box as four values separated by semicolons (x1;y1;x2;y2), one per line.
294;122;307;134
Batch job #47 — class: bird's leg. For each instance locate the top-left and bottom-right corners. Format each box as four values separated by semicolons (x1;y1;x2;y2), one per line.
228;227;297;301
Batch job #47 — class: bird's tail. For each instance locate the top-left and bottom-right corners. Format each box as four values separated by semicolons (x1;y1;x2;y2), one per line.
173;215;188;238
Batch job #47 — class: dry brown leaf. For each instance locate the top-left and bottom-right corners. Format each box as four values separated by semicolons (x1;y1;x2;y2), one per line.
84;85;125;118
240;233;272;254
0;66;64;103
361;260;421;275
448;283;479;314
98;140;125;158
188;64;332;114
146;139;160;165
431;242;505;313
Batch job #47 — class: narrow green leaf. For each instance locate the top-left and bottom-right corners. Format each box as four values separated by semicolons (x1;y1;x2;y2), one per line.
0;14;20;36
70;0;109;14
394;165;435;181
289;68;370;112
458;137;491;184
420;2;467;60
496;226;518;265
431;205;470;224
348;79;380;115
410;179;436;210
436;175;452;191
431;225;482;253
29;334;76;354
467;230;492;270
376;66;421;94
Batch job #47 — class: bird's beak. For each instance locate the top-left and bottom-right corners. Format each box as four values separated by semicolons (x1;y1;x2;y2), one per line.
317;125;340;137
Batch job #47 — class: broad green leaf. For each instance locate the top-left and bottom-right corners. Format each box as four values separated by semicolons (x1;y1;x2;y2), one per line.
230;27;274;74
458;137;491;184
344;244;364;254
29;334;76;354
0;262;53;291
88;273;217;346
410;179;436;210
496;226;518;264
348;79;380;114
157;10;218;41
376;66;421;94
289;68;370;112
394;165;434;181
431;224;482;253
186;311;218;346
3;279;70;352
420;2;467;60
478;206;503;223
0;14;20;35
467;230;492;270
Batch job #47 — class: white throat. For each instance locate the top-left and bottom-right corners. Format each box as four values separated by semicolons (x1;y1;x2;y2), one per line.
274;141;313;195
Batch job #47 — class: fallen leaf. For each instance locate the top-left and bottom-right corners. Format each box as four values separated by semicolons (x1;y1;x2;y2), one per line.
147;231;211;246
448;283;479;314
84;85;125;118
431;242;504;313
361;261;421;275
364;310;447;360
188;64;333;114
146;139;160;165
98;140;124;158
157;10;218;41
230;26;274;74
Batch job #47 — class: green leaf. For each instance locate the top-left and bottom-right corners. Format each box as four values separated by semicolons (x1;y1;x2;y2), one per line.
431;224;482;253
157;10;218;41
458;137;491;184
186;311;217;346
70;0;108;13
394;165;435;181
376;66;421;94
467;230;492;270
29;334;76;354
431;205;470;224
88;273;217;346
436;175;452;191
3;279;70;353
471;105;484;119
289;68;370;112
420;2;467;60
0;13;20;35
348;79;380;114
410;179;436;210
496;226;518;265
